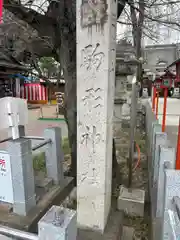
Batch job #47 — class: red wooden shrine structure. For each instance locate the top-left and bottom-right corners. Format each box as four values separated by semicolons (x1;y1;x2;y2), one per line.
167;58;180;87
153;70;175;91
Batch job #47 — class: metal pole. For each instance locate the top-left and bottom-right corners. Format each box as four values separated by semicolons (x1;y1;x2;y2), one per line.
0;137;12;144
152;86;156;112
32;139;51;151
162;87;168;132
0;225;38;240
155;91;159;120
128;75;138;188
176;117;180;170
22;136;45;141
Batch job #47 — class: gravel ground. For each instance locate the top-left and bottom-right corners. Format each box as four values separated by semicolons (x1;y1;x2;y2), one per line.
63;122;150;239
26;104;149;239
114;125;150;240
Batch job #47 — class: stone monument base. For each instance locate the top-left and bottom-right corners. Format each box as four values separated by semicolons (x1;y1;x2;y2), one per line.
117;186;145;217
77;210;124;240
0;177;73;232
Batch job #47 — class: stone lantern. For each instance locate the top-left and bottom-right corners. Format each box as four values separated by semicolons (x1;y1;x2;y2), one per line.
167;58;180;98
115;40;139;103
114;40;140;130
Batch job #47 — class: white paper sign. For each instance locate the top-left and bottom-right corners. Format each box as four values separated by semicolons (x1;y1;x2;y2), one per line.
0;151;13;203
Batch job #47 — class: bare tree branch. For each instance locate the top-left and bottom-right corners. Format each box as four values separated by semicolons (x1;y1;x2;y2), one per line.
127;0;180;28
4;0;55;35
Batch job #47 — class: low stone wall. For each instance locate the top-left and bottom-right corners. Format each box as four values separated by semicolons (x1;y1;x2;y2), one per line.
145;100;180;240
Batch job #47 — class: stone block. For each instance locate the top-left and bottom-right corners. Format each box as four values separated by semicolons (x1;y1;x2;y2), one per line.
35;175;53;192
7;138;36;216
38;205;77;240
150;123;161;166
152;132;167;217
44;127;64;185
117;186;145;217
156;146;175;218
163;170;180;239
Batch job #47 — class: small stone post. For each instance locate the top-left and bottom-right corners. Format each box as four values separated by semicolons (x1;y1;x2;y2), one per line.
7;138;36;216
150;123;161;182
18;125;25;137
8;125;25;139
153;132;167;186
44;127;64;184
156;146;175;218
163;170;180;240
38;205;77;240
152;132;167;217
151;122;161;156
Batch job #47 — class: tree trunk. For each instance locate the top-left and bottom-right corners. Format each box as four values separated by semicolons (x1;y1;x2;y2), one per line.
59;50;77;180
136;0;145;83
63;69;77;179
131;0;145;83
135;29;143;82
58;0;77;179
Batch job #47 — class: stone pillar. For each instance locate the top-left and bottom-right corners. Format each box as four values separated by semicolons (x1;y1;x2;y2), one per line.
8;125;25;139
150;123;161;175
156;146;175;218
44;127;64;185
77;0;117;232
152;132;167;217
7;138;36;216
163;170;180;240
153;132;167;188
18;125;25;137
38;205;77;240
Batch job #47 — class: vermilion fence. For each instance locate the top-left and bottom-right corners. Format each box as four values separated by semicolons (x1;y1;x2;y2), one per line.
20;83;48;103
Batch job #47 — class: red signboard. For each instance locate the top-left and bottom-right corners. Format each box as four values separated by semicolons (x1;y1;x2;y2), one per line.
0;159;5;168
162;78;171;88
154;79;172;89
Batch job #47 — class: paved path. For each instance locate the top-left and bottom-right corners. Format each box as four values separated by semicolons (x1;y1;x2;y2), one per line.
154;98;180;149
0;105;68;154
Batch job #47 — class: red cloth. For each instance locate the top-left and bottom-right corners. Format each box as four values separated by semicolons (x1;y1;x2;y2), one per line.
0;0;3;23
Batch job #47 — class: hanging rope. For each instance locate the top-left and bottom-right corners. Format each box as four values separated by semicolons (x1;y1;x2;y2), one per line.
133;143;141;172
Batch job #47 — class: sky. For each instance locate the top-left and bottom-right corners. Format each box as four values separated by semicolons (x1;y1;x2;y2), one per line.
117;3;180;46
22;0;180;46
